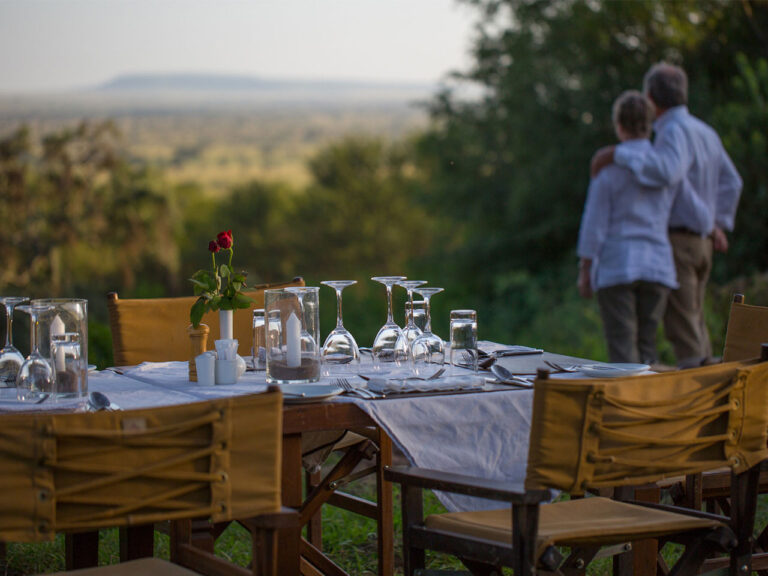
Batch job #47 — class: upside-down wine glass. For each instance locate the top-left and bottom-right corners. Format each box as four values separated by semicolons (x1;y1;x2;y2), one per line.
321;280;360;375
396;280;428;354
15;303;55;401
410;287;445;377
371;276;406;370
0;296;28;387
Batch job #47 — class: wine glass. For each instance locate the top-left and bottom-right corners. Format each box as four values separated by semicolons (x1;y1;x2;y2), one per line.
410;287;445;377
0;296;28;387
16;303;55;402
396;280;428;350
371;276;406;370
321;281;359;375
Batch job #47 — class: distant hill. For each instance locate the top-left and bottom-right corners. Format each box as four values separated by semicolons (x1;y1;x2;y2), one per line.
97;72;434;98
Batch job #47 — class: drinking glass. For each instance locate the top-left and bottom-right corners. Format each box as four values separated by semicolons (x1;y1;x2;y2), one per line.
405;299;427;332
371;276;406;369
0;296;28;387
397;280;428;350
51;332;87;399
410;287;445;377
252;308;266;370
16;303;55;402
321;280;360;376
449;309;478;373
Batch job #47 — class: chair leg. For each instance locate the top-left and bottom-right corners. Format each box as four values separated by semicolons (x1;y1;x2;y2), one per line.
731;468;760;576
512;504;539;576
402;483;425;576
460;559;503;575
65;532;99;569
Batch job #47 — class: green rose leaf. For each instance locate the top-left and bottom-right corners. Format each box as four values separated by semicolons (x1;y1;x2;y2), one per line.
219;264;231;278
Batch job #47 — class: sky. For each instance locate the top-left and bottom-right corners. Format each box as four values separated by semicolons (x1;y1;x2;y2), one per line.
0;0;475;93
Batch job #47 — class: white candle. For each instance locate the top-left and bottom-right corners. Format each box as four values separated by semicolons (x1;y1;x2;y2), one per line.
286;312;301;368
50;315;66;371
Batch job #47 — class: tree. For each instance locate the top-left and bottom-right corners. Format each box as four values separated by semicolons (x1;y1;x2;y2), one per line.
412;0;768;353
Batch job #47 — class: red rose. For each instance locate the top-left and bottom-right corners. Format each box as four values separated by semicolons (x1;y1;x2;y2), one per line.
217;230;233;250
208;240;220;253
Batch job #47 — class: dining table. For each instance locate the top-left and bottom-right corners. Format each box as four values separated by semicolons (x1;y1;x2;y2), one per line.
1;342;654;576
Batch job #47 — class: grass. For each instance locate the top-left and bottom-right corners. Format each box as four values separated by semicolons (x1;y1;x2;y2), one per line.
4;471;768;575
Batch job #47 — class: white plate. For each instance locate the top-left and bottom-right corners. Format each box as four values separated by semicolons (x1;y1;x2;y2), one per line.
279;384;343;404
580;363;650;378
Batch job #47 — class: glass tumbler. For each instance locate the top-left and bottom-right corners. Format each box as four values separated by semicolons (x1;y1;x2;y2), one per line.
449;309;478;373
252;309;266;370
51;332;87;399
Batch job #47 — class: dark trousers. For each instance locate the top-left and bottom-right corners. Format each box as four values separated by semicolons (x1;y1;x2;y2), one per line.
597;281;670;364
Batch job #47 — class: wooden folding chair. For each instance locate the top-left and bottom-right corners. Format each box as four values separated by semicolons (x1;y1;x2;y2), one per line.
386;352;768;575
0;389;297;576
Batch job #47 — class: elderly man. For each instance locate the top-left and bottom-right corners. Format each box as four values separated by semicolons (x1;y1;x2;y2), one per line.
591;63;742;368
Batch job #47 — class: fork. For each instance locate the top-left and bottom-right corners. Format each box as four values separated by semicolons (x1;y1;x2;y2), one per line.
337;378;376;399
544;360;581;373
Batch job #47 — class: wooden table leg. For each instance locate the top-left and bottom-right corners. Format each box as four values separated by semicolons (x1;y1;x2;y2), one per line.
306;469;323;548
377;430;394;576
279;432;302;576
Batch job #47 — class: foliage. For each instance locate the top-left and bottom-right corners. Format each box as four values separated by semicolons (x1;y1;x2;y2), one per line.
3;1;768;365
0;121;180;302
712;54;768;280
410;0;768;359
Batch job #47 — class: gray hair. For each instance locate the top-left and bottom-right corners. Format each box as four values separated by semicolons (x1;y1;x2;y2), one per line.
643;63;688;109
612;90;654;139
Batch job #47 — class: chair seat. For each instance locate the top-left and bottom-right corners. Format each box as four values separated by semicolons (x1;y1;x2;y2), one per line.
47;558;201;576
425;496;725;558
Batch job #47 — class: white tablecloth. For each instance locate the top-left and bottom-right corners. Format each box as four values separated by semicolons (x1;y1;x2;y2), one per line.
2;349;539;512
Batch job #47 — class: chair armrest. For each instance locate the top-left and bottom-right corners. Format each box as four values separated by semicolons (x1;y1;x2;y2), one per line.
384;465;551;504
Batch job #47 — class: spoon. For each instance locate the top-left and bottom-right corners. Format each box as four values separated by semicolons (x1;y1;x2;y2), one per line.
490;364;533;388
88;391;116;411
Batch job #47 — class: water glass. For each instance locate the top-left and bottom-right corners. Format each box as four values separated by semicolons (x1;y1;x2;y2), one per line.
449;310;478;373
51;332;87;399
252;309;266;370
405;300;427;332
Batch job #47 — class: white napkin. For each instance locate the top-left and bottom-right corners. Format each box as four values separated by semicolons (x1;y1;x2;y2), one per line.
367;375;485;395
215;339;238;360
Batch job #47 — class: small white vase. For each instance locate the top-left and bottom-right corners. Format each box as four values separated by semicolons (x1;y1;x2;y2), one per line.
219;309;234;340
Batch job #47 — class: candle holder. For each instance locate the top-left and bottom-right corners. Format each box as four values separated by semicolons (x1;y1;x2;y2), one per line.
265;287;320;384
32;298;88;399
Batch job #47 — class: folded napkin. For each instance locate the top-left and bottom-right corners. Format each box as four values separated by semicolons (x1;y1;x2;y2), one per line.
367;375;485;395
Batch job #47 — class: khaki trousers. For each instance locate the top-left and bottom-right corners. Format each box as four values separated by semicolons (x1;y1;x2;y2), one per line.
597;281;670;364
664;231;713;368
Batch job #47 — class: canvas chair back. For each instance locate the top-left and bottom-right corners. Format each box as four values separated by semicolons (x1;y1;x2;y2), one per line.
723;294;768;362
107;277;304;366
0;390;282;542
525;359;768;494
